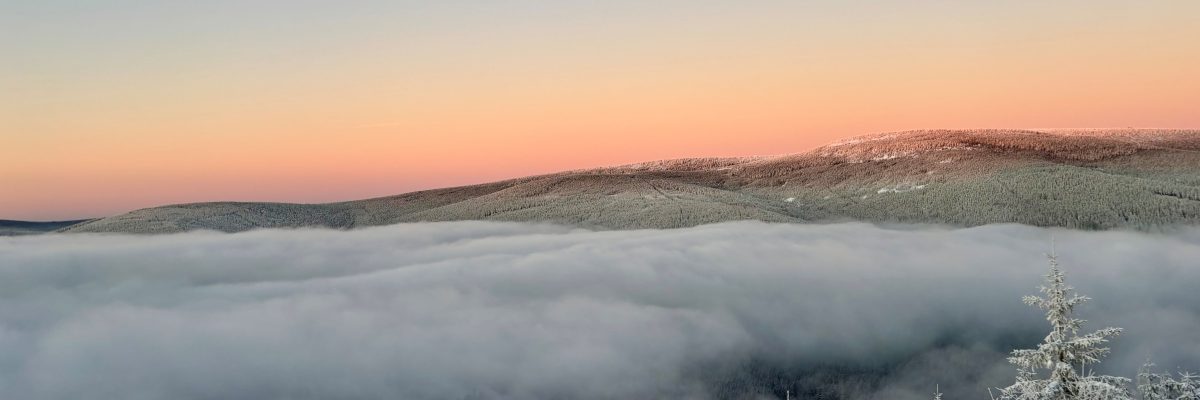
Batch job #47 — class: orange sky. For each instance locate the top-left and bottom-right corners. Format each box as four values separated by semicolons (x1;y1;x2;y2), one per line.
3;1;1199;220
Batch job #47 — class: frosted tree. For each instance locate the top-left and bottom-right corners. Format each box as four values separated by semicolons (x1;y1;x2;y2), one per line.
1137;362;1199;400
994;254;1132;400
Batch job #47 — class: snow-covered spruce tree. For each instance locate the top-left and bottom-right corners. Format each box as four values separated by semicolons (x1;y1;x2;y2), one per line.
1137;362;1199;400
995;254;1131;400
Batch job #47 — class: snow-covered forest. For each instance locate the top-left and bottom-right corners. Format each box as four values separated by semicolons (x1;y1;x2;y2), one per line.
940;256;1198;400
55;129;1200;235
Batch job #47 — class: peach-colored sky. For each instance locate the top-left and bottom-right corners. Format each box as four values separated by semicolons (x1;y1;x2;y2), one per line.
3;1;1199;220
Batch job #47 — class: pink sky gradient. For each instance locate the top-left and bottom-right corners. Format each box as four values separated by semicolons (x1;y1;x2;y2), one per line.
4;1;1199;220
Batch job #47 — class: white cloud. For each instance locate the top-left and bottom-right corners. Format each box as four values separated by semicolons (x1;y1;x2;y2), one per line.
1;222;1198;399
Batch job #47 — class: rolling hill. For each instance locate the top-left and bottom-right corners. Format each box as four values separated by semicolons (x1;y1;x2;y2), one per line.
0;220;93;236
57;129;1200;234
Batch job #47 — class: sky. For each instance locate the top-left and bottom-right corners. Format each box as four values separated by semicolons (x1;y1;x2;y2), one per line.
3;1;1199;220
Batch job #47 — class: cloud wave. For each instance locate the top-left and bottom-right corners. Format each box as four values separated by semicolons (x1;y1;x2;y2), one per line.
1;222;1198;399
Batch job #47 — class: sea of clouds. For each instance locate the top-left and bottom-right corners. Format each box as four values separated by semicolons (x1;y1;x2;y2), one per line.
1;221;1198;400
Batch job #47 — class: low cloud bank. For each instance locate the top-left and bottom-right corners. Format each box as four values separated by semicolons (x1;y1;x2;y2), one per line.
1;222;1198;399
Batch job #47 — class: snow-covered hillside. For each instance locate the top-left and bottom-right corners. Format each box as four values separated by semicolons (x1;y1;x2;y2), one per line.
59;129;1200;234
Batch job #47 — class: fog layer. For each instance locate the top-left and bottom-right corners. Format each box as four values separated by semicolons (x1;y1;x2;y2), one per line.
1;222;1198;399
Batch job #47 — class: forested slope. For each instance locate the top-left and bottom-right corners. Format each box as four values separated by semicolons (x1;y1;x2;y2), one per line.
61;129;1200;233
0;219;90;236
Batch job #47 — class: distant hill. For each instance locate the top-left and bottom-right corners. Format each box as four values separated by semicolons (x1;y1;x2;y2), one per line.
0;219;91;236
59;129;1200;234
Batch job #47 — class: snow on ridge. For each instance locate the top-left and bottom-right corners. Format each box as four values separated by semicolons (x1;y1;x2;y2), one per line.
877;183;928;194
579;156;769;173
826;133;899;147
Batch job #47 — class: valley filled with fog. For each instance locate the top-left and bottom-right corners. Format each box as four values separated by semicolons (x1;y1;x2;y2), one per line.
2;222;1198;399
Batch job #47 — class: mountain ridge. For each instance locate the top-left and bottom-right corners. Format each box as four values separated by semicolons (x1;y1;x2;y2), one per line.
0;219;94;236
56;129;1200;234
